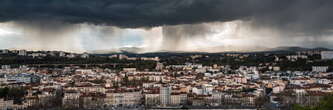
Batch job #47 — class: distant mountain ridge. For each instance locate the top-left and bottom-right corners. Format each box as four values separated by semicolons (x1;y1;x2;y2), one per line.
268;46;332;52
89;46;333;54
88;47;144;54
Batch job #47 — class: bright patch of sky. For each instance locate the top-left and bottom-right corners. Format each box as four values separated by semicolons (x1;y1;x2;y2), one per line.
0;23;23;49
78;25;145;51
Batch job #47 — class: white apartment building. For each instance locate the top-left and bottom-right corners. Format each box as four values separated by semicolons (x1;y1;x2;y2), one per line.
18;50;27;56
160;85;171;107
105;90;142;106
321;51;333;60
312;66;329;72
145;93;160;106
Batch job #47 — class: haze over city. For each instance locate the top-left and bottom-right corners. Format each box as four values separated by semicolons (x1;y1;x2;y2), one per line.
0;0;332;52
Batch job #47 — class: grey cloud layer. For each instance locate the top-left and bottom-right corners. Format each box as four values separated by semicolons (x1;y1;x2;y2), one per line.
0;0;332;32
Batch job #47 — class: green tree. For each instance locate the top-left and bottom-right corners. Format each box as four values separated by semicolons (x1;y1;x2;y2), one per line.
292;94;333;110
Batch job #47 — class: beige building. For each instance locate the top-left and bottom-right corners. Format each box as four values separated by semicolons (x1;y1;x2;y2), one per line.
105;89;142;106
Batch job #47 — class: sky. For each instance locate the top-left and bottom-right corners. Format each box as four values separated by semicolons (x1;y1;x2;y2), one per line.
0;0;333;53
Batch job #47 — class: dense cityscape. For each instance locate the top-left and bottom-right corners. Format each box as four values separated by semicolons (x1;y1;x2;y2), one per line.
0;48;333;110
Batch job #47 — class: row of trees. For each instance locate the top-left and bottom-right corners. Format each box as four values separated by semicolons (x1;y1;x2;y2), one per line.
0;87;26;100
0;55;157;71
292;94;333;110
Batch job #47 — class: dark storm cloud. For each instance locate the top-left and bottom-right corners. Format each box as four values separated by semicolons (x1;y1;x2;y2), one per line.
0;0;332;32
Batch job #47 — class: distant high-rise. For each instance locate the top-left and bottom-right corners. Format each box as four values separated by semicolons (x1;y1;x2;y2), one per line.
18;50;27;56
160;85;171;107
312;66;328;72
81;53;90;59
118;54;128;60
1;49;9;54
1;65;10;70
59;52;66;57
321;51;333;60
156;62;164;70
